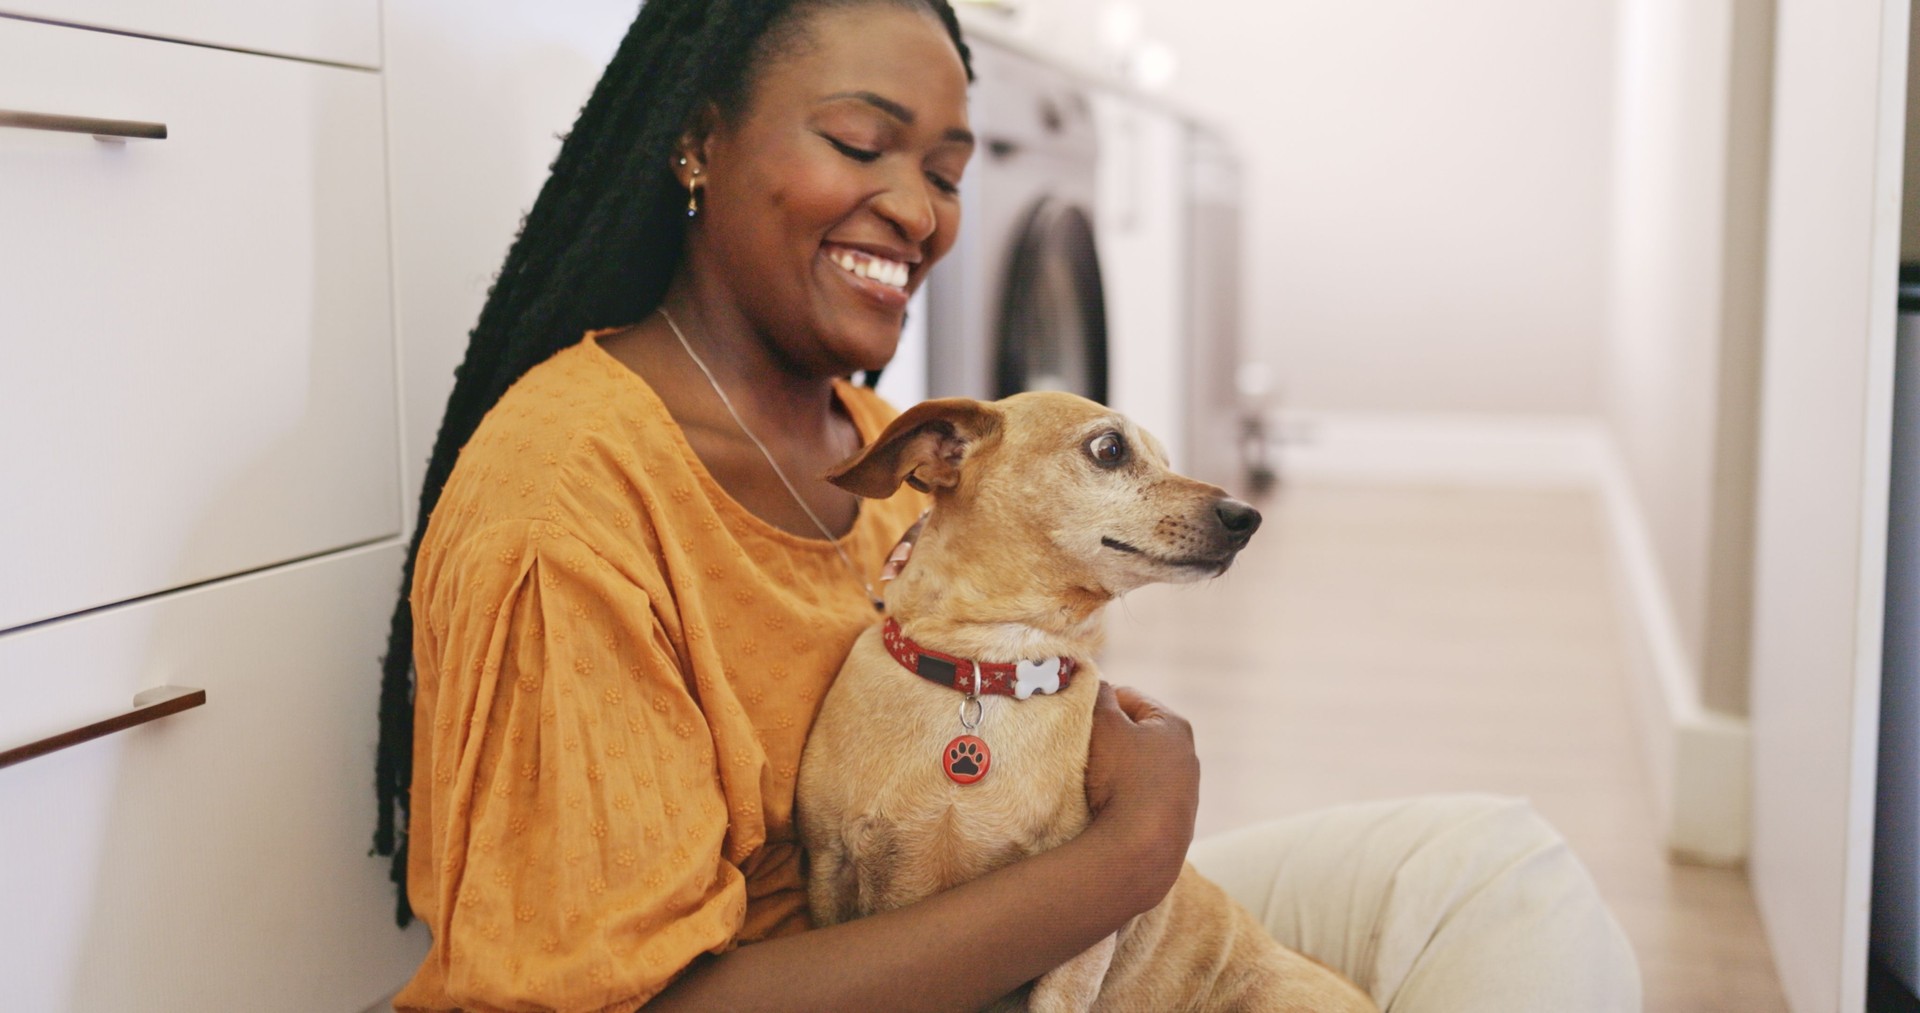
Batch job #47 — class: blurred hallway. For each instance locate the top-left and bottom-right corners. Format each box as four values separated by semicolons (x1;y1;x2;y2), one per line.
1100;481;1785;1012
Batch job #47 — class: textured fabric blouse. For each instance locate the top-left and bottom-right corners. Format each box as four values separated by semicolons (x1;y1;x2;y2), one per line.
393;332;924;1013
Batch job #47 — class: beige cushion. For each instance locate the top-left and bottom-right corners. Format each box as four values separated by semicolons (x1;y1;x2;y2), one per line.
1190;794;1641;1012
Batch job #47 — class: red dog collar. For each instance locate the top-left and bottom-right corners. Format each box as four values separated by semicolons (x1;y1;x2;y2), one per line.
880;618;1079;699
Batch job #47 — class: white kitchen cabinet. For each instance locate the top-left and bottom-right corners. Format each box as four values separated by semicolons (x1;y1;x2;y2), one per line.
0;1;381;68
0;542;427;1011
0;17;400;632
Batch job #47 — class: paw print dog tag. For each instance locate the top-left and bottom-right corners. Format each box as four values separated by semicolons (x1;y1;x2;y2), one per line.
943;735;991;785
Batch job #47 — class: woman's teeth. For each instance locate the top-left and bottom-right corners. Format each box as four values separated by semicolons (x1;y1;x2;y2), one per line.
830;249;909;289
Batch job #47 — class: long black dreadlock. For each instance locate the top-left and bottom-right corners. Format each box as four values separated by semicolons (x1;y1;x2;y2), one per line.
372;0;973;926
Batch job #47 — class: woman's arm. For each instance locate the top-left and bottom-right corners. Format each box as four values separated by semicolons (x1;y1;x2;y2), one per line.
646;683;1199;1012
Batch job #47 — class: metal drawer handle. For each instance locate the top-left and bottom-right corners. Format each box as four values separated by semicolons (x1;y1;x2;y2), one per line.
0;686;206;770
0;108;167;141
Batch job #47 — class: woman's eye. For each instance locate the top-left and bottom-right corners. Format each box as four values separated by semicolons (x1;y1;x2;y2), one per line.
1087;432;1126;467
824;135;881;163
927;172;960;196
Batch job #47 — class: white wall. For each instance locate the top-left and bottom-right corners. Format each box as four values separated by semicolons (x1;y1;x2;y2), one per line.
383;0;637;529
1606;0;1732;715
1606;0;1769;719
1048;0;1616;418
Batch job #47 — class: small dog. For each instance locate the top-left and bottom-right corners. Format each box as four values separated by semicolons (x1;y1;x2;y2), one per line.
797;393;1377;1012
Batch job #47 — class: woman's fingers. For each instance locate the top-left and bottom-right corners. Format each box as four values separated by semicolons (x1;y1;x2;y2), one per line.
1110;684;1186;728
1095;679;1122;717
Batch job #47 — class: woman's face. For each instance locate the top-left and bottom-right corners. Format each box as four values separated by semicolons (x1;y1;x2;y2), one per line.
688;2;973;375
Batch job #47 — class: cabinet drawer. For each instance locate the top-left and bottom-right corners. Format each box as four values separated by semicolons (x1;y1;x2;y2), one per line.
0;19;400;631
0;543;427;1011
0;2;381;68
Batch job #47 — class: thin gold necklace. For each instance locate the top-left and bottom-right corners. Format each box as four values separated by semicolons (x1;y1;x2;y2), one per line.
659;307;884;612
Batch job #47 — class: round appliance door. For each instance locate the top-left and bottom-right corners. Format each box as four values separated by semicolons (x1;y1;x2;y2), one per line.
994;197;1109;403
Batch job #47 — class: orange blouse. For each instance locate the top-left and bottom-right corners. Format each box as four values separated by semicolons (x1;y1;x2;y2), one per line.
394;333;924;1013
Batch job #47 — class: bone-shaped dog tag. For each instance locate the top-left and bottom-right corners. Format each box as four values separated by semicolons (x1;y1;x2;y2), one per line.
1013;657;1062;700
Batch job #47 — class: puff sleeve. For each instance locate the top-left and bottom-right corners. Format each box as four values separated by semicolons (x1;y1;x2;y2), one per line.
400;520;744;1013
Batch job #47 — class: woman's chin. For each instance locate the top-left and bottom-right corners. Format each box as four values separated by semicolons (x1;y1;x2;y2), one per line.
816;319;904;376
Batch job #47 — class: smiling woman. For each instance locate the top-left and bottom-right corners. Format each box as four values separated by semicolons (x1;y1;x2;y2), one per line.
372;2;1219;1012
594;2;976;539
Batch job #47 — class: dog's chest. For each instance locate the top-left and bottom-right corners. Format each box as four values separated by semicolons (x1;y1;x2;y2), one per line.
822;645;1100;878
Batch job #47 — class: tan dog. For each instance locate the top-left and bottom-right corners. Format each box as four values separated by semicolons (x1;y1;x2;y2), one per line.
797;393;1377;1012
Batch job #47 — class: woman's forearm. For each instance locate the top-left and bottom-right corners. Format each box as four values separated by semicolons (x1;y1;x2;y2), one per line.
644;820;1162;1012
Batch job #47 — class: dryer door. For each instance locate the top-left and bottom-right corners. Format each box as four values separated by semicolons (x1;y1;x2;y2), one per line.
994;197;1109;403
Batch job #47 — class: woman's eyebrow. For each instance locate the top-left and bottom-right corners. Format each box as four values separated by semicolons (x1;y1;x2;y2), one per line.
820;90;974;146
822;89;916;122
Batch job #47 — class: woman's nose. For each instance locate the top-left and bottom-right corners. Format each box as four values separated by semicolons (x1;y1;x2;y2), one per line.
872;170;938;244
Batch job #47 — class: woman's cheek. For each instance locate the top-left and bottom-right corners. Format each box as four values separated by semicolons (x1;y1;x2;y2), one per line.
783;151;873;221
926;204;962;263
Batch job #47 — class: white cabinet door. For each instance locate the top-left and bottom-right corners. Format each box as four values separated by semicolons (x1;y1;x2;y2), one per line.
0;1;381;68
0;18;400;631
0;543;428;1011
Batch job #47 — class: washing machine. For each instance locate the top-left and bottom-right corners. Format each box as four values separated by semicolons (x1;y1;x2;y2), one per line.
1183;124;1264;495
1092;88;1190;467
921;37;1108;405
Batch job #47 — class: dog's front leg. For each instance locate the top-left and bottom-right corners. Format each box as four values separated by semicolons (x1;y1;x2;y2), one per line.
1026;933;1116;1013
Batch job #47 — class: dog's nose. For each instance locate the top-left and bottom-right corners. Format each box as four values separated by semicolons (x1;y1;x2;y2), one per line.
1215;498;1262;543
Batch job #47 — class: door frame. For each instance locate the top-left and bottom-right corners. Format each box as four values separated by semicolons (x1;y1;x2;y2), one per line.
1748;1;1908;1010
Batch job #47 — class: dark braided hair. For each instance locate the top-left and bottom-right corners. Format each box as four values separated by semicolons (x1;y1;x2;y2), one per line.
372;0;972;926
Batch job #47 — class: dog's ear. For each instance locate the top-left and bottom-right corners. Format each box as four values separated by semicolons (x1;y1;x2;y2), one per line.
827;398;1001;499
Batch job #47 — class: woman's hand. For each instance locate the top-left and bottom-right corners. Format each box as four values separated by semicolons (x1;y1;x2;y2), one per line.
1084;681;1201;911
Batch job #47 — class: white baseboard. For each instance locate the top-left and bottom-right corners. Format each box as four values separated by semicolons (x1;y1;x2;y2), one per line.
1273;410;1613;487
1274;411;1751;863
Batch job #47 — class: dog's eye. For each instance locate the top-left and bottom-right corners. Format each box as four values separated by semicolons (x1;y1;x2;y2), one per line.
1087;432;1127;468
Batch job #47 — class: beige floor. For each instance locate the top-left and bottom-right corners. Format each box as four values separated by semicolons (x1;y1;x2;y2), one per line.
1097;481;1787;1013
